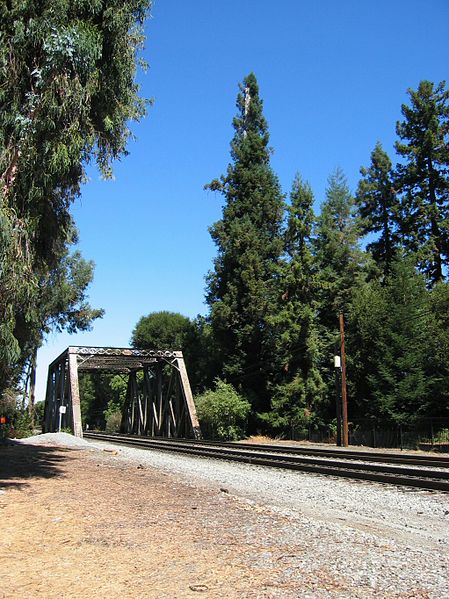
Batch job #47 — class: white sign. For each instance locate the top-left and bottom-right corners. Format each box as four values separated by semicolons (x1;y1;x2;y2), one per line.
334;355;341;369
59;405;67;414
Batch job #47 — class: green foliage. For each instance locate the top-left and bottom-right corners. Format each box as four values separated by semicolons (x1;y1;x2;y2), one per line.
104;375;127;422
0;0;151;393
201;77;449;438
131;311;215;393
79;373;113;430
313;168;368;418
260;378;317;435
12;408;34;438
105;410;122;433
33;400;45;428
0;387;17;438
131;311;194;350
395;80;449;284
206;73;285;414
14;243;104;370
347;256;435;424
356;142;398;273
425;281;449;415
266;174;325;430
195;379;251;441
314;168;366;322
433;428;449;443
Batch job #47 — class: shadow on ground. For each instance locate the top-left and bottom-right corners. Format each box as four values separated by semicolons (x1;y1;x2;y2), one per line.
0;442;74;490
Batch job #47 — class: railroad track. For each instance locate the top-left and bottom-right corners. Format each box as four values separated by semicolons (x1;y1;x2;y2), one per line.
83;432;449;493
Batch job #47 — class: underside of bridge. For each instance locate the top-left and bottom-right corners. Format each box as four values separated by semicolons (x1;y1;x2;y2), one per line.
43;346;202;439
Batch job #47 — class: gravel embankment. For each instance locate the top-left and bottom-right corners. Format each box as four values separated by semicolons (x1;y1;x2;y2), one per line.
17;434;449;597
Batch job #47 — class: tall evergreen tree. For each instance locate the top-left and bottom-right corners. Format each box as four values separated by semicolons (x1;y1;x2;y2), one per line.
205;73;285;413
395;80;449;285
314;168;366;327
313;168;367;416
348;256;435;423
264;175;324;432
356;142;398;274
426;281;449;417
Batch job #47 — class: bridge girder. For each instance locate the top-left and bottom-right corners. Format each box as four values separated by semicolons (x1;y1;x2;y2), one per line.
43;346;201;439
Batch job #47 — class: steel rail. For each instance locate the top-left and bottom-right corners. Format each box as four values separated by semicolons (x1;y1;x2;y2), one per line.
165;438;449;468
86;432;449;468
84;432;449;493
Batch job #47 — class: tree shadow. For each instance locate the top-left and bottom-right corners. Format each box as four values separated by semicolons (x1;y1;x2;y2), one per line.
0;441;75;490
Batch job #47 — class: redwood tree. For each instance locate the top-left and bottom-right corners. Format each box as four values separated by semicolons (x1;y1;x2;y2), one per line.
395;80;449;285
205;73;285;413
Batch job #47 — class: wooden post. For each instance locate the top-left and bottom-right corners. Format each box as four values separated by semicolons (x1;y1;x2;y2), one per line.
335;362;342;447
339;313;349;447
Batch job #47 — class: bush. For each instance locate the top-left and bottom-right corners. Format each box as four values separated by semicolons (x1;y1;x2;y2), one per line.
12;409;33;438
434;428;449;443
195;379;251;441
33;400;45;428
105;410;122;433
0;388;17;438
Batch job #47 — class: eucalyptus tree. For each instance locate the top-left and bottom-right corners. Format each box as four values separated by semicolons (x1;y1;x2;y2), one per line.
18;239;104;413
0;0;151;392
205;73;285;413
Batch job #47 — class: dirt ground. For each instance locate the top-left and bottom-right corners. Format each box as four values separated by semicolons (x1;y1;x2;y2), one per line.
0;442;348;599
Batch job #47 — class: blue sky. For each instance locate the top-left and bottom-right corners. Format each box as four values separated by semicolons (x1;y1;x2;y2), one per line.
36;0;449;400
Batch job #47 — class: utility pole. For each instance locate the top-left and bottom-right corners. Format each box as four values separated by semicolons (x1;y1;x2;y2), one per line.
339;312;349;447
334;354;342;446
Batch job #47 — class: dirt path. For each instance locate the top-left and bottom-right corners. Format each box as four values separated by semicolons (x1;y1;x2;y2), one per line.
0;442;346;599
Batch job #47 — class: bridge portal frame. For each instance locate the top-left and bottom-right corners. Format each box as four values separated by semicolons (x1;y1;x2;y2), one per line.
43;346;201;439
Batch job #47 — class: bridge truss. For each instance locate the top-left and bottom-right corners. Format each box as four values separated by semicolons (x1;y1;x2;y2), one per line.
43;346;202;439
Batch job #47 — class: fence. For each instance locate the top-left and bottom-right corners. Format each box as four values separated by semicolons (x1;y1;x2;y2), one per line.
289;417;449;450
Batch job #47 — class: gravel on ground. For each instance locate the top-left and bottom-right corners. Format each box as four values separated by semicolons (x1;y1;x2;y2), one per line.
1;433;448;598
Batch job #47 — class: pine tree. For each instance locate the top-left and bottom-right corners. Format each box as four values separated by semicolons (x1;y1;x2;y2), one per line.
314;168;366;327
264;175;324;433
356;142;398;274
348;256;434;423
395;80;449;285
426;281;449;416
205;73;285;414
313;168;367;417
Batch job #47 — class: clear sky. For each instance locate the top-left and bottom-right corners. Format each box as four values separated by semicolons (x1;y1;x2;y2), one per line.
36;0;449;401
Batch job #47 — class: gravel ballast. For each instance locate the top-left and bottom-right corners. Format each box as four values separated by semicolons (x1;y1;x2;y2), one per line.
17;434;449;597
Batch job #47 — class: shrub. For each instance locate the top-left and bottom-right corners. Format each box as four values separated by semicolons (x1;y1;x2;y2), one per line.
434;428;449;443
105;410;122;433
33;400;45;428
12;409;34;438
195;379;251;441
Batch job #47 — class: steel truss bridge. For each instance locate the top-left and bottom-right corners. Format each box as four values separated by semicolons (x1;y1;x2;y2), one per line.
43;346;201;439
